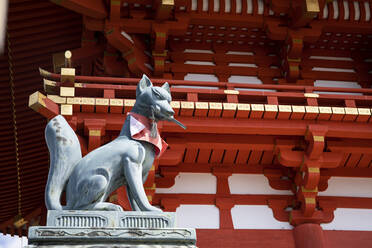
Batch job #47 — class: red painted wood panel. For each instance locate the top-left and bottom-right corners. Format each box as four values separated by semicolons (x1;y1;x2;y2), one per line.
196;229;295;248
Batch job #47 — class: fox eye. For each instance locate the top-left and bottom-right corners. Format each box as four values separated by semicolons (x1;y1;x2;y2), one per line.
153;90;162;100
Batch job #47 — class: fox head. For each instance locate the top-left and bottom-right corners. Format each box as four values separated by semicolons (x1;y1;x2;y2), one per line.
133;75;186;129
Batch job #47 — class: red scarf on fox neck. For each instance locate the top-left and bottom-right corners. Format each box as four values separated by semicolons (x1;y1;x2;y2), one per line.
127;112;168;157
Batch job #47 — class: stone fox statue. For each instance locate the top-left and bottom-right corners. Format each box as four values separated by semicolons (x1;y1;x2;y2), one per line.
44;75;185;211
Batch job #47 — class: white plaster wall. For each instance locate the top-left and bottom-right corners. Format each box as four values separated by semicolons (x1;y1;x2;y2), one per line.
231;205;292;229
228;75;262;84
228;75;276;92
321;208;372;231
314;80;361;88
156;173;217;194
318;177;372;197
184;73;219;82
314;80;362;95
175;204;220;229
229;174;292;195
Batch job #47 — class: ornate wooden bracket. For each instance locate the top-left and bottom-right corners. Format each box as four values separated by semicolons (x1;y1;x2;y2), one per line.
270;124;342;225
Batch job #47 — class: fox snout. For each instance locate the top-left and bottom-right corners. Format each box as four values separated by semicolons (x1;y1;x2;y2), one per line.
153;102;175;118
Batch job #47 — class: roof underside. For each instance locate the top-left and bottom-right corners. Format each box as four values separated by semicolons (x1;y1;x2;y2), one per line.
0;0;82;235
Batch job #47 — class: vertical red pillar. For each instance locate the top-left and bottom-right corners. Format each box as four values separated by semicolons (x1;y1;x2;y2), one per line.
215;197;234;229
293;223;327;248
213;167;234;229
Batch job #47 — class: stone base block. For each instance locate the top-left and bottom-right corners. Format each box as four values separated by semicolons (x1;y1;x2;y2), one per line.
27;211;197;248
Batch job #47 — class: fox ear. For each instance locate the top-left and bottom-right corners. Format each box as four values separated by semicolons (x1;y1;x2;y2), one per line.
161;82;170;94
137;74;153;97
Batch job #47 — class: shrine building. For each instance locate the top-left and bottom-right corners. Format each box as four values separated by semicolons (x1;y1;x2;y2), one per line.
1;0;372;247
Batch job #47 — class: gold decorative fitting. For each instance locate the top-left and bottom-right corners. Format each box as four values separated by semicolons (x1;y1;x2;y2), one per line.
304;93;319;98
64;50;72;68
265;104;278;112
155;60;164;66
61;104;73;115
82;97;95;105
14;217;28;228
110;99;123;106
313;136;324;142
344;107;358;115
308;167;320;173
358;108;371;115
66;97;82;105
61;68;75;83
89;130;101;137
60;87;75;97
156;32;166;38
145;183;157;190
224;89;239;95
305;106;319;113
289;65;299;71
124;99;135;107
306;0;320;13
43;79;57;93
29;91;47;111
195;102;208;109
237;103;250;110
223;103;237;110
47;95;66;104
74;83;83;88
170;101;180;108
292;106;305;113
319;106;332;113
152;51;167;57
301;186;318;193
162;0;175;6
181;101;194;109
287;57;301;62
209;102;222;110
332;107;345;114
251;104;264;111
305;198;316;204
279;105;292;112
147;195;153;202
96;98;109;106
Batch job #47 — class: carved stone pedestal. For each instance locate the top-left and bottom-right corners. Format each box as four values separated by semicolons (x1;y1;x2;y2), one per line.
26;211;197;248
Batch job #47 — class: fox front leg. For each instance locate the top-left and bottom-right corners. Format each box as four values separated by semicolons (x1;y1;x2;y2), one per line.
123;156;161;212
126;184;140;211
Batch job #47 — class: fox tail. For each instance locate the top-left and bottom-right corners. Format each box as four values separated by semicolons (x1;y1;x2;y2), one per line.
44;115;82;210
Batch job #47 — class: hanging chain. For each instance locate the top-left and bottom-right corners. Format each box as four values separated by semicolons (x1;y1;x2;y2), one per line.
7;29;23;221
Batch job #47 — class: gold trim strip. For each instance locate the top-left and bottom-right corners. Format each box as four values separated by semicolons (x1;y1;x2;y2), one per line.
308;167;320;173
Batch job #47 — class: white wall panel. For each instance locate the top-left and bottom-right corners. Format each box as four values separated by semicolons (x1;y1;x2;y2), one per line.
314;80;362;95
322;208;372;231
231;205;292;229
176;205;220;229
228;75;262;84
156;173;217;194
229;174;292;195
318;177;372;197
184;73;219;82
